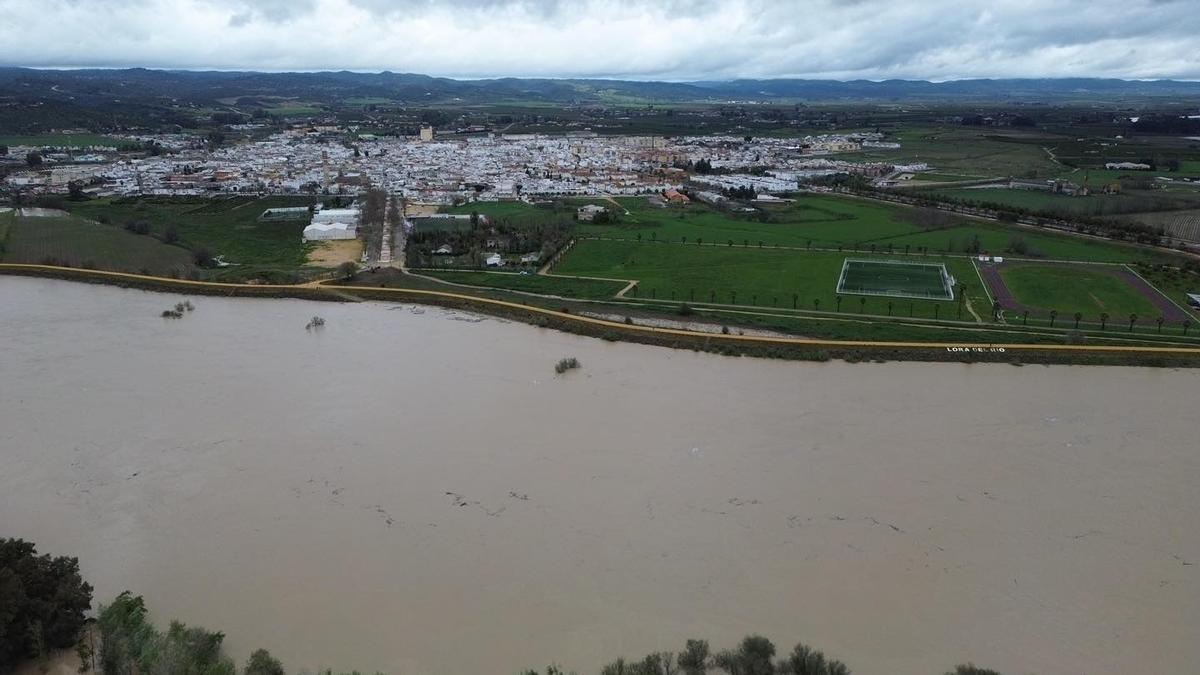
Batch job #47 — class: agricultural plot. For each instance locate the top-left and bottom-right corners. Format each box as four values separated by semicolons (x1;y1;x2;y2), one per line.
441;201;572;229
556;239;978;319
461;194;1159;262
1110;209;1200;243
844;127;1062;177
980;261;1188;324
871;221;1157;263
576;195;926;248
836;259;954;300
925;186;1200;218
0;215;194;274
70;196;318;268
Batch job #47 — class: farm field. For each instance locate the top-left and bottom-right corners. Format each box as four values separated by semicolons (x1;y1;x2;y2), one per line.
0;215;194;274
576;194;923;248
70;195;320;268
869;220;1160;262
457;194;1157;262
924;186;1200;217
418;270;628;300
842;127;1061;177
1108;208;1200;243
555;239;979;319
441;201;574;229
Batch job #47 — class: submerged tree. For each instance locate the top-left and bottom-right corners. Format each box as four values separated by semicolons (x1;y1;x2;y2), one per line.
714;635;776;675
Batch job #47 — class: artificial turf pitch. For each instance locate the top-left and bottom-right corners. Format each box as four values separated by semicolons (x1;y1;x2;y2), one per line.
836;258;954;300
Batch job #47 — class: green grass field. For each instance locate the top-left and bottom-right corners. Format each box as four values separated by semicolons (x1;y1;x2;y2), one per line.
556;239;977;319
576;194;923;248
419;270;627;299
441;201;574;229
70;196;318;268
998;264;1158;317
1;215;194;274
458;194;1162;263
925;186;1200;219
837;259;953;299
842;127;1062;177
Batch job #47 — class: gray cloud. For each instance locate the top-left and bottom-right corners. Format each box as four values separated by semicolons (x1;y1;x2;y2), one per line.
2;0;1199;80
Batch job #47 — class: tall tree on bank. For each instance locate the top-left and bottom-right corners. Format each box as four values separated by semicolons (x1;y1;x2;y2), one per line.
0;538;94;671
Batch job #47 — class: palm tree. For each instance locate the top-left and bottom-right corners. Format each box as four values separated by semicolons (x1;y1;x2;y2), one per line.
792;293;798;309
1049;309;1058;327
1073;312;1082;329
813;298;820;311
1100;312;1109;331
1022;310;1030;326
991;300;1001;322
859;296;867;313
835;295;843;312
1185;319;1193;336
1128;313;1138;332
887;301;894;316
681;236;687;245
1156;316;1165;333
730;290;737;304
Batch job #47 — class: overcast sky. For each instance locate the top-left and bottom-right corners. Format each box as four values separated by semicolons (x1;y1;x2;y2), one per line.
2;0;1198;80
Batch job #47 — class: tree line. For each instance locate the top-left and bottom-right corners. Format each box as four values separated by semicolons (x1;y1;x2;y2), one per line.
2;539;1005;675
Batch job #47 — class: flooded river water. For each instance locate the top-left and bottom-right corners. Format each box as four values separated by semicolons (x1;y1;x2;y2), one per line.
1;277;1196;675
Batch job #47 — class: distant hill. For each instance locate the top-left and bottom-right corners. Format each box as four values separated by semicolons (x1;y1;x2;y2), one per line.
3;67;1200;107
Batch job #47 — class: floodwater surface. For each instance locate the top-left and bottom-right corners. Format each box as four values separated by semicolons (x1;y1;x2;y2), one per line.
1;277;1197;675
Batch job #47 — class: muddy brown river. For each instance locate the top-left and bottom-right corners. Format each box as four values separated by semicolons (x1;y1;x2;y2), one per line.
1;277;1197;675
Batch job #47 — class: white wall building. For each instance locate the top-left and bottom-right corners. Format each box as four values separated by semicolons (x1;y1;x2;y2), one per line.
302;221;356;241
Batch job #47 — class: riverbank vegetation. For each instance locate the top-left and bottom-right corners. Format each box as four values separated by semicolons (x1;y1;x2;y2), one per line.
5;263;1200;367
0;538;94;672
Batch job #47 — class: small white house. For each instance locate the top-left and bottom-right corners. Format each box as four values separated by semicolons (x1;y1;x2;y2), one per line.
434;244;455;255
485;253;504;267
576;204;607;221
520;252;541;264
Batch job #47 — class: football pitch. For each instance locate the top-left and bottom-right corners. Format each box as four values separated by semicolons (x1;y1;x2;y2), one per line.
836;258;955;301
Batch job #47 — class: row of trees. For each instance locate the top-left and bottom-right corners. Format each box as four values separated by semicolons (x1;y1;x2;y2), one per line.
98;592;297;675
523;635;999;675
4;540;1004;675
